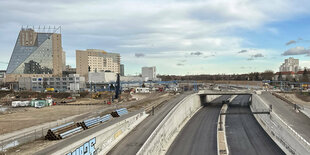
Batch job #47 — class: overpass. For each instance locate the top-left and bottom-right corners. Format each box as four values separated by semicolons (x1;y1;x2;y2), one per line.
198;90;252;96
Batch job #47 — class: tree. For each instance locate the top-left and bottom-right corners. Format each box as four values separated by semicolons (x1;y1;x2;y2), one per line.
301;69;309;82
261;70;274;80
278;72;283;81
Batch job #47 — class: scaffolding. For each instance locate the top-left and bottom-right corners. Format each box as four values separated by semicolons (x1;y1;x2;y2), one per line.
21;25;61;34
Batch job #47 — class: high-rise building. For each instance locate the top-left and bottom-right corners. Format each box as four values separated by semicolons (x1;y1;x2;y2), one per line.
279;57;300;73
62;51;66;71
6;27;64;82
76;49;120;79
120;64;124;76
142;66;157;81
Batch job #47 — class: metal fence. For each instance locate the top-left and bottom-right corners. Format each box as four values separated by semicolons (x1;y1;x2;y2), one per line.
0;119;70;152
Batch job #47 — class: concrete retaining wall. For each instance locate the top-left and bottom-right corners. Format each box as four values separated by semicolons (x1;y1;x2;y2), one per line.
50;111;148;155
251;94;310;155
137;93;220;155
217;104;229;155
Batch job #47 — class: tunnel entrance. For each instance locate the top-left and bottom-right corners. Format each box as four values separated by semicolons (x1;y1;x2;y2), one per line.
199;93;253;107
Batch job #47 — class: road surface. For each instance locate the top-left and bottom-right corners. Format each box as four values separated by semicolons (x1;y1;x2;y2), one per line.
166;95;231;155
225;95;284;155
107;91;193;155
260;92;310;141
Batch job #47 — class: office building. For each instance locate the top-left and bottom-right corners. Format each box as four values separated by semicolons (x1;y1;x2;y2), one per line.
6;26;65;82
76;49;120;79
142;66;157;81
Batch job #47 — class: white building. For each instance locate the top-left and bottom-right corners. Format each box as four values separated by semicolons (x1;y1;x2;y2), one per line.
88;71;117;83
142;66;157;81
279;57;300;73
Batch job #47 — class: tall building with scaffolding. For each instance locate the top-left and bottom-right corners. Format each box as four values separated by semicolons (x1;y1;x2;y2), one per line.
6;26;65;82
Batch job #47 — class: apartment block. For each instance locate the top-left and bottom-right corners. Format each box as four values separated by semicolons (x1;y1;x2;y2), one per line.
76;49;120;80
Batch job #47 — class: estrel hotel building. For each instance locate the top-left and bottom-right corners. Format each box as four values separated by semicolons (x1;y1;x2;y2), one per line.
6;27;65;82
76;49;120;79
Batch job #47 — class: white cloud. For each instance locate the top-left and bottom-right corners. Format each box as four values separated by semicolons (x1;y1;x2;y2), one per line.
282;46;310;56
1;0;310;73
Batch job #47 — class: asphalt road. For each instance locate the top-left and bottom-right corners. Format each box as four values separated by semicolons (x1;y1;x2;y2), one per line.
107;91;193;155
260;92;310;141
166;95;231;155
225;95;284;155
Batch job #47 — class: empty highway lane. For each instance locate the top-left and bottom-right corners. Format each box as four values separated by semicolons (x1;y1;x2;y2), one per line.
166;95;231;155
225;95;284;155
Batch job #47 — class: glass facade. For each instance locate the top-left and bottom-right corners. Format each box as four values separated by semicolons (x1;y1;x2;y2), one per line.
7;30;54;74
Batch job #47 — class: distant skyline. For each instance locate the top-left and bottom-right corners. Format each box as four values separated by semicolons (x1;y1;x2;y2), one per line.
1;0;310;75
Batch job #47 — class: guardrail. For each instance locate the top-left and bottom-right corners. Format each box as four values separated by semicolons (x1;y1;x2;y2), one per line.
271;92;304;110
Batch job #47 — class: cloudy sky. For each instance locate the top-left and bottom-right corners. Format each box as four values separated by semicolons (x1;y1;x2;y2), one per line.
1;0;310;75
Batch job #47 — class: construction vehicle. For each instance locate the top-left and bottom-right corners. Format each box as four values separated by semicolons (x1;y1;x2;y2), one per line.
45;88;55;92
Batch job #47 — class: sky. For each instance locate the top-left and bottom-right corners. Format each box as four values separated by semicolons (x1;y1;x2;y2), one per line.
1;0;310;75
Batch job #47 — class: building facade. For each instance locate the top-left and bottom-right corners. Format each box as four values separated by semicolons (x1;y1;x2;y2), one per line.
76;49;120;80
88;71;117;83
142;66;157;81
120;64;124;76
18;74;85;92
0;70;6;86
279;57;300;73
6;27;64;82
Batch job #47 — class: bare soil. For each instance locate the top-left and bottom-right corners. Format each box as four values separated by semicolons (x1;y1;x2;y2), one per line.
1;92;175;154
0;105;105;135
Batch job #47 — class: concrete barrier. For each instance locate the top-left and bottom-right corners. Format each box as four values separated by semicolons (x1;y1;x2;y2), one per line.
251;94;310;155
217;104;229;155
137;92;220;155
36;111;148;155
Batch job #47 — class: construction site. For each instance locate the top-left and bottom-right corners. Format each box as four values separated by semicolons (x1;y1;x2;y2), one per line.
0;85;180;154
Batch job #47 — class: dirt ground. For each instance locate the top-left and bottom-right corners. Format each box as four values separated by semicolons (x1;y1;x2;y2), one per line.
278;93;310;107
1;92;175;154
0;92;166;135
0;105;106;135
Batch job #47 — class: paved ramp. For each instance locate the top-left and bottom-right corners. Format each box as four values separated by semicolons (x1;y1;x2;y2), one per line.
225;95;284;155
166;95;231;155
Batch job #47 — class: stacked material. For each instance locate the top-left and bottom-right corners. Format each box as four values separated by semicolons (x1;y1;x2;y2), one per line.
45;109;127;140
45;122;81;140
80;114;113;129
59;126;83;139
111;108;129;117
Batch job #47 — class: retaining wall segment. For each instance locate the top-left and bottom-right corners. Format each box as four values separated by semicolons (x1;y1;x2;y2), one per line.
137;93;220;155
251;94;310;155
217;104;229;155
39;111;148;155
